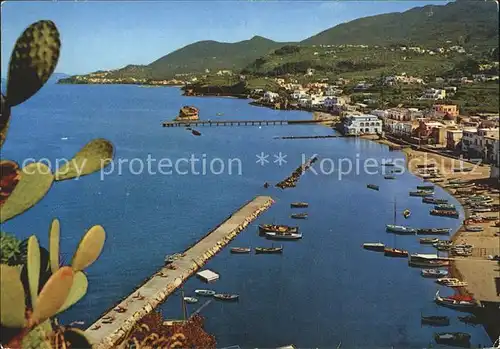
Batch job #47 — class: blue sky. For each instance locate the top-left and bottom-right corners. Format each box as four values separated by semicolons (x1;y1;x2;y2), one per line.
1;1;449;76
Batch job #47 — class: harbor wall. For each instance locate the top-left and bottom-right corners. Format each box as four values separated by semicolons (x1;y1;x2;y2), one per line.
84;196;274;349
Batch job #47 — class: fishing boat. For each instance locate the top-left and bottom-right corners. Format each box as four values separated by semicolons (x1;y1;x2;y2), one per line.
423;197;448;204
291;202;308;208
183;297;198;304
386;224;417;234
417;185;434;190
290;213;308;219
367;184;379;191
409;190;434;197
417;228;451;235
458;315;483;325
465;225;483;232
384;175;396;180
265;232;302;240
409;257;451;268
403;209;411;219
230;247;251;254
258;224;298;234
436;278;468;287
213;293;239;301
382;162;395;167
420;237;439;244
384;247;409;258
431;178;445;183
191;129;201;136
363;242;385;252
194;289;216;297
255;246;283;254
421;315;450;326
434;291;477;311
421;269;448;278
434;204;456;211
434;332;471;347
430;209;459;218
472;207;492;213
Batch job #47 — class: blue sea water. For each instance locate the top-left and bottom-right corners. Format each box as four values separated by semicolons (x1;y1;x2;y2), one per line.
1;84;492;348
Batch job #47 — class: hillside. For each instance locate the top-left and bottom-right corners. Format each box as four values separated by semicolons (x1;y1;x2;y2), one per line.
302;1;498;48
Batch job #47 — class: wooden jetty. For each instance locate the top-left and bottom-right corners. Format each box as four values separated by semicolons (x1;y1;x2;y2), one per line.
162;119;326;127
84;196;274;348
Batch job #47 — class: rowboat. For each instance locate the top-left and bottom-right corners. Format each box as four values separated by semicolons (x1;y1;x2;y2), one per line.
213;293;239;301
290;213;308;219
421;315;450;326
258;224;298;234
417;185;434;190
421;269;448;278
423;197;448;204
265;232;302;240
403;209;411;219
430;210;459;218
363;242;385;252
409;257;451;268
384;247;408;258
384;175;395;180
465;225;483;232
290;202;308;208
410;190;434;197
420;237;439;244
230;247;251;254
255;246;283;254
434;332;471;347
417;227;451;235
183;297;198;304
367;184;379;191
386;224;417;234
194;289;216;297
434;204;456;211
434;291;477;311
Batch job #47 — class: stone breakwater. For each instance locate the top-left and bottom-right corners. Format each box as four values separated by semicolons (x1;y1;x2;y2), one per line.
85;196;274;349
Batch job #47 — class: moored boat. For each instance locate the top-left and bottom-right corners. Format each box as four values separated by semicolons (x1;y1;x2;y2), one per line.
417;185;434;190
290;202;308;208
258;224;298;234
410;190;434;197
417;227;451;235
430;209;459;218
434;291;477;311
421;315;450;326
436;278;468;287
213;293;239;301
183;297;198;304
403;209;411;219
194;289;216;297
409;255;451;268
367;184;379;191
386;224;417;234
423;197;448;204
255;246;283;254
384;175;395;180
384;247;409;258
465;225;483;232
421;268;448;278
434;332;471;347
363;242;385;252
434;204;456;211
420;237;439;244
230;247;251;254
265;232;302;240
290;213;308;219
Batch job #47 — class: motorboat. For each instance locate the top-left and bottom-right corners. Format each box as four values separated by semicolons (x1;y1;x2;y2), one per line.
386;224;417;234
416;228;451;235
290;213;308;219
417;185;434;190
183;297;198;304
255;246;283;254
194;289;216;297
465;225;483;232
367;184;379;191
423;197;448;204
230;247;251;254
384;247;409;258
265;232;302;240
434;332;471;348
420;237;439;244
363;242;385;252
258;224;298;234
436;278;468;287
409;190;434;197
434;204;456;211
430;209;459;218
290;202;308;208
213;293;239;301
434;291;477;311
421;269;448;278
458;315;483;326
384;175;396;180
421;315;450;326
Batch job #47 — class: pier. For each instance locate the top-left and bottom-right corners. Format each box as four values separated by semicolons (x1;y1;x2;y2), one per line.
84;196;274;349
162;119;326;127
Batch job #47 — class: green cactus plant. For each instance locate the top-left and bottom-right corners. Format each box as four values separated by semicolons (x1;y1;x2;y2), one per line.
1;19;114;348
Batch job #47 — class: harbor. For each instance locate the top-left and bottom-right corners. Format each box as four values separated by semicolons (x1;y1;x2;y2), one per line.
84;196;274;348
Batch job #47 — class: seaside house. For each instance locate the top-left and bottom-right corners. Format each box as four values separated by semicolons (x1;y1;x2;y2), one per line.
461;128;478;154
484;134;499;165
416;120;446;145
387;108;411;121
342;114;382;135
446;129;464;150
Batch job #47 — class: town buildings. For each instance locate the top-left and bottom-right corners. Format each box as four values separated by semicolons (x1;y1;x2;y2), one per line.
342;114;382;135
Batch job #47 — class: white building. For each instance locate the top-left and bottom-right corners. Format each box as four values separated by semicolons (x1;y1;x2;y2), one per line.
263;91;279;102
421;88;446;100
342;114;382;135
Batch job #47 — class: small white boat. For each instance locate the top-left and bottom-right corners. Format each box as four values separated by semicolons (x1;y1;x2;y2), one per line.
183;296;198;304
386;224;417;234
363;242;385;252
421;269;448;278
265;232;302;240
61;137;68;140
194;289;216;297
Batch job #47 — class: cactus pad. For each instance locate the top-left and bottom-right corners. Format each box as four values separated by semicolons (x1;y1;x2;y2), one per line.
0;264;26;328
55;138;114;181
32;266;74;323
57;271;88;313
49;219;60;274
6;20;60;107
71;225;106;271
0;162;54;223
27;236;41;307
